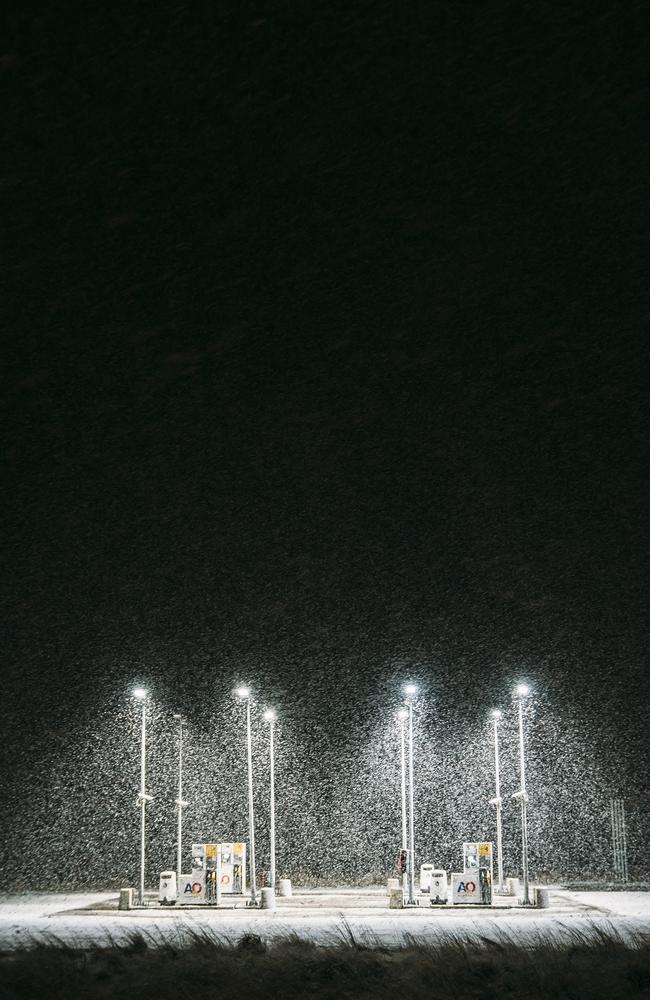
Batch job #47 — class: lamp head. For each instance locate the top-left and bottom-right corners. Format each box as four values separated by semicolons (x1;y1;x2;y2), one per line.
516;683;530;698
491;709;502;720
263;709;276;722
133;687;147;700
403;683;417;698
235;686;251;699
397;708;409;721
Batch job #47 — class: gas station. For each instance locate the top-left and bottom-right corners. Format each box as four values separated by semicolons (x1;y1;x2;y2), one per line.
123;682;551;913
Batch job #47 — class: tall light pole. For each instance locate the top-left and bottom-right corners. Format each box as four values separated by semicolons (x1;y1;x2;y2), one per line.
264;709;277;889
513;683;531;905
489;709;505;893
236;687;257;905
404;683;417;905
397;708;409;896
173;714;188;881
133;688;153;906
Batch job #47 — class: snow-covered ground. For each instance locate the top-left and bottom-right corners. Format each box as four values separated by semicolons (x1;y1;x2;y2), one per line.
1;890;648;949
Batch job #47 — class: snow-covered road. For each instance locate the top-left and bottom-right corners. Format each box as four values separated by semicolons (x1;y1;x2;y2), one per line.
1;890;648;949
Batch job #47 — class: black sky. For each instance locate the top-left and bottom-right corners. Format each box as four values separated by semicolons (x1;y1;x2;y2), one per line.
2;4;649;884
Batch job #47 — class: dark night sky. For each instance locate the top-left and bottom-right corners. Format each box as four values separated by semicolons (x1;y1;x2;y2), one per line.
2;4;648;886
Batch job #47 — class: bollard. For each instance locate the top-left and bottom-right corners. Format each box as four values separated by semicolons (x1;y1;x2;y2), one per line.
535;887;550;909
389;888;404;909
277;878;293;897
387;878;400;893
119;888;134;910
260;887;276;910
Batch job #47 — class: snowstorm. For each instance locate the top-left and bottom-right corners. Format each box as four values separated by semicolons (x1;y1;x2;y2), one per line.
1;668;646;890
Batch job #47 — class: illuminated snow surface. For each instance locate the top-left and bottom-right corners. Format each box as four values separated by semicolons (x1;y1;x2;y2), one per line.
1;890;648;949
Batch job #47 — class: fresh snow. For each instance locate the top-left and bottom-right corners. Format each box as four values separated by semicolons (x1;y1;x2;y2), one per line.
0;891;648;950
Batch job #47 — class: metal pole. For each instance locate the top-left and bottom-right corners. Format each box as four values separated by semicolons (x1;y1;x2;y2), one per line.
610;799;615;877
493;717;505;893
400;719;407;897
400;719;408;892
407;700;416;904
176;718;184;880
517;698;530;905
139;702;146;905
246;699;257;904
269;718;276;889
620;799;629;883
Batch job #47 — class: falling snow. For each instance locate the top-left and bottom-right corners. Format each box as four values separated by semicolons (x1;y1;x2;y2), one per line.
2;3;648;901
1;669;646;891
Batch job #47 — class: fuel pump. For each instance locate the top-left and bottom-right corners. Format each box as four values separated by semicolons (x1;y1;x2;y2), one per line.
451;841;494;905
176;842;247;905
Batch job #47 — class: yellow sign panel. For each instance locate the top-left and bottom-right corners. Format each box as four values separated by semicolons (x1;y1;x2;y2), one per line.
234;843;244;853
479;843;490;856
205;844;217;857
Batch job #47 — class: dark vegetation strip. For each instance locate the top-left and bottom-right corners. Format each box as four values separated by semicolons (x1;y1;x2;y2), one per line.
0;927;648;999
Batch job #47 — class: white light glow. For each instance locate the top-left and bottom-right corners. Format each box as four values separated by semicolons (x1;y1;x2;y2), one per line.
491;709;502;719
397;708;409;721
516;684;530;697
235;686;251;699
263;709;276;722
404;684;417;697
133;687;147;700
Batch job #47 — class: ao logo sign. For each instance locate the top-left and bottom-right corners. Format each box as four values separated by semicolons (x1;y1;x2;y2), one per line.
183;875;231;894
456;881;476;894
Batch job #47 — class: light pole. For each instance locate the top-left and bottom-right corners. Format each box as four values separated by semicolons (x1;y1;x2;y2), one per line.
236;687;257;905
404;683;417;904
173;714;188;881
512;683;531;905
133;687;153;906
397;708;408;896
489;709;505;893
264;709;277;889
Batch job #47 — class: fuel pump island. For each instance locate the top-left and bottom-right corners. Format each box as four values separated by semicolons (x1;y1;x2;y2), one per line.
158;842;247;907
392;840;498;908
148;839;501;910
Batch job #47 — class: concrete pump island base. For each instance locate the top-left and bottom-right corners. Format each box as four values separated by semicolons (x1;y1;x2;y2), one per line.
119;884;544;915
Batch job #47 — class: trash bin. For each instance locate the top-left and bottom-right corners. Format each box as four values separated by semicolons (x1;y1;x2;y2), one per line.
277;878;292;897
159;871;177;905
